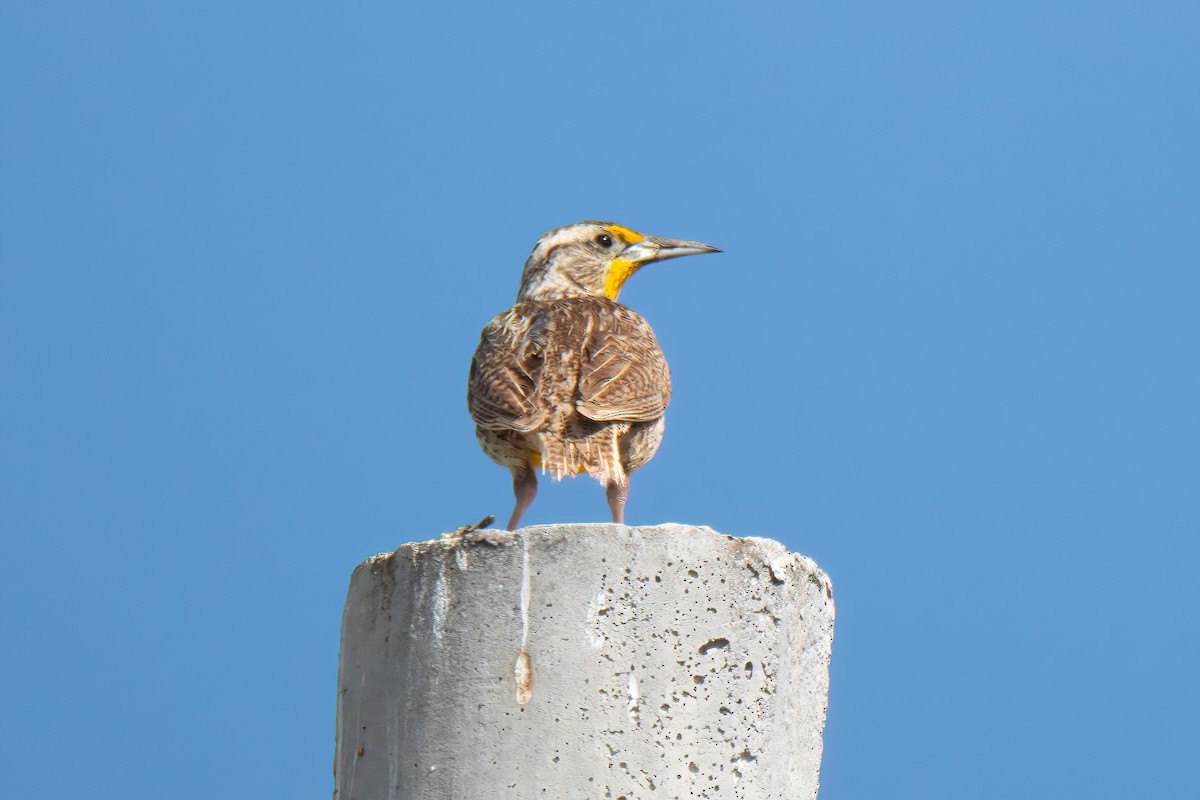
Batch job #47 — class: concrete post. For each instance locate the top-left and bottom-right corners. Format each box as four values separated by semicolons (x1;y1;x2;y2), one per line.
333;524;834;799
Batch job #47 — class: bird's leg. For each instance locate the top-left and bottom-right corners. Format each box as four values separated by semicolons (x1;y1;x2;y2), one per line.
605;480;629;525
506;468;538;531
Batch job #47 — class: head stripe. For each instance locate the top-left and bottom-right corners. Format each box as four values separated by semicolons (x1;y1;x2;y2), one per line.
604;224;644;244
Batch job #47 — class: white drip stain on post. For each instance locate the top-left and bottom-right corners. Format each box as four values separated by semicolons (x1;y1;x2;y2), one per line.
515;533;533;705
431;559;449;646
626;669;640;727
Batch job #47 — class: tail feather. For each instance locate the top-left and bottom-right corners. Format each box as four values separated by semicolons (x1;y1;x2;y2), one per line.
537;430;625;486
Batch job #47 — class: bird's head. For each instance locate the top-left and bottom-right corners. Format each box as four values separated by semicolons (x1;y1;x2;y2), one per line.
516;221;720;303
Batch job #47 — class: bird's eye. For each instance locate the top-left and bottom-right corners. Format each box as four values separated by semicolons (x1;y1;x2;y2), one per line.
596;233;614;248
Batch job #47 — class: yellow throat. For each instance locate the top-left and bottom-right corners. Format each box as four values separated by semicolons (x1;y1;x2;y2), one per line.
603;256;639;300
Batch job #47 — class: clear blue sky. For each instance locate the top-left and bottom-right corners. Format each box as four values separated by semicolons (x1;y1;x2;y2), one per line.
2;2;1196;797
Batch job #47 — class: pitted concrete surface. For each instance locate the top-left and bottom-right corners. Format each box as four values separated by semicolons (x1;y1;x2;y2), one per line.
333;524;834;800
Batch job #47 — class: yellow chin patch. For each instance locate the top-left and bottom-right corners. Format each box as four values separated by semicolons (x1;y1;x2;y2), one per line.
604;224;644;244
603;256;639;300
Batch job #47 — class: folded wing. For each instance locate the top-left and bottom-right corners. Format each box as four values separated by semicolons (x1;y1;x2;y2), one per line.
575;302;671;423
467;307;547;433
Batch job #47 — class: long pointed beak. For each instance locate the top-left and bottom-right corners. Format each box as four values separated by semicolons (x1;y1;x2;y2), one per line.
623;235;722;265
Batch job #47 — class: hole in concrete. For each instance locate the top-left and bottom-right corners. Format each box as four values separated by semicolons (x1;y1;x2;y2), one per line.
698;637;730;654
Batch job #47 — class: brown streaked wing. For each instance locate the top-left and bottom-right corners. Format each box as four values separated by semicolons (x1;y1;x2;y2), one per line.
575;303;671;423
467;309;547;432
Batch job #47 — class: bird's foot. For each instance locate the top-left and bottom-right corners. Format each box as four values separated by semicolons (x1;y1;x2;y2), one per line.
441;514;495;542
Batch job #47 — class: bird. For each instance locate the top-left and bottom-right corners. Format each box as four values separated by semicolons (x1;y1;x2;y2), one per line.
467;221;720;530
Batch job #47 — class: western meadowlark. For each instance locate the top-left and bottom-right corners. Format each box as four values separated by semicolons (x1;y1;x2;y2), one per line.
467;221;720;530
